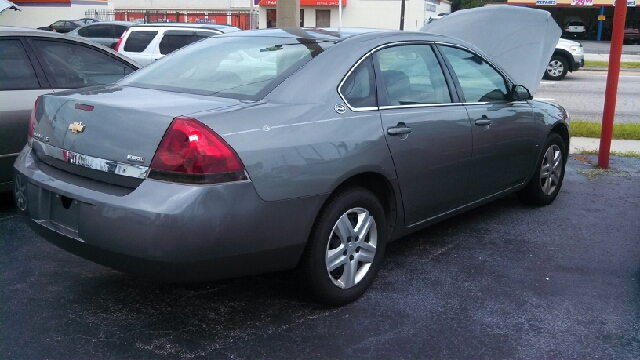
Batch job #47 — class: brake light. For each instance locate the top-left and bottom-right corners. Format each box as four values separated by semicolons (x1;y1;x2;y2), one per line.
27;97;38;147
148;117;247;184
115;30;127;52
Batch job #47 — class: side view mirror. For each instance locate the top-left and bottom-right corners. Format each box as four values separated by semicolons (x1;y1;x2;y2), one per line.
511;85;532;101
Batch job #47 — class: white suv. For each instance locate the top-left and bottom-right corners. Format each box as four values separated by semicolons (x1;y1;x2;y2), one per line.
116;23;240;66
544;38;584;81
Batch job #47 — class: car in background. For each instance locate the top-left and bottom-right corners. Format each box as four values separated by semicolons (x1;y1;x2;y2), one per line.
624;25;640;45
78;18;101;25
116;23;240;66
0;26;140;192
563;19;586;39
544;38;584;81
15;28;570;306
37;20;83;33
67;21;135;49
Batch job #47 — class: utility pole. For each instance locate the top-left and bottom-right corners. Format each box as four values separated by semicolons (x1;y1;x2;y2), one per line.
400;0;405;30
276;0;300;27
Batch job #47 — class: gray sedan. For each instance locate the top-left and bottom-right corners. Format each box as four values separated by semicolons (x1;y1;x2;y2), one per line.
14;28;569;306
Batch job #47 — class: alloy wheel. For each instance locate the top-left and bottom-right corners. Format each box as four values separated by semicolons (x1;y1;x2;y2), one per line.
325;207;377;289
540;144;563;196
547;60;564;77
14;175;27;212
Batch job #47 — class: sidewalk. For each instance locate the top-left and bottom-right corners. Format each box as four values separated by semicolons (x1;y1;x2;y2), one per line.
570;136;640;154
584;53;640;62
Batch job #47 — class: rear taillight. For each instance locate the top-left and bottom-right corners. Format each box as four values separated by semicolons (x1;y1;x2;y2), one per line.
27;97;38;147
115;30;127;52
148;117;247;184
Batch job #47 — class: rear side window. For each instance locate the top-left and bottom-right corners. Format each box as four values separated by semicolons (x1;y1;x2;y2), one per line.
123;31;157;52
114;25;129;38
159;32;201;55
31;39;136;89
0;39;40;90
85;24;114;38
339;57;377;109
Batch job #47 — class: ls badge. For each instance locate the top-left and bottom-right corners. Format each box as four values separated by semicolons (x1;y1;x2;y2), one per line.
68;122;86;134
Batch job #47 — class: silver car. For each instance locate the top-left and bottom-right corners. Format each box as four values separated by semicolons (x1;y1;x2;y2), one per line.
14;28;569;306
0;26;140;193
67;21;135;49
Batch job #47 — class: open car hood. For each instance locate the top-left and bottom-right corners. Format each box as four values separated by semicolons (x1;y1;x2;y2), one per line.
0;0;21;14
421;5;561;96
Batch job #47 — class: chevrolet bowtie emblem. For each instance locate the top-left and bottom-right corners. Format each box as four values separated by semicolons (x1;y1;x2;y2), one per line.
68;122;85;134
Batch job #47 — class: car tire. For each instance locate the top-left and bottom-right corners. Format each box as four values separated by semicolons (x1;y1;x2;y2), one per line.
544;55;569;81
518;133;566;206
298;187;387;306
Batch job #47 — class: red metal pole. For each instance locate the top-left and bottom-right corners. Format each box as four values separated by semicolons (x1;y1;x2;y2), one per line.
598;0;628;169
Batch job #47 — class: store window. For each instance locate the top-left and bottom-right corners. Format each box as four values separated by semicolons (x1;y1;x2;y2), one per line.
316;10;330;27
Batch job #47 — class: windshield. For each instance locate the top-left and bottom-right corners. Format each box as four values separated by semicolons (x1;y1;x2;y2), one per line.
120;36;334;100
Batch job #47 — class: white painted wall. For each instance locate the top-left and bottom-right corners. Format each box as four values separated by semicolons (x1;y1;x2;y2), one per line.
0;4;114;28
110;0;250;10
259;0;450;30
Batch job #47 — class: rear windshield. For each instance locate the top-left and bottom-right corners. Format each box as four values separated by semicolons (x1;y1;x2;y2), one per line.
120;36;334;100
568;21;584;26
123;31;158;52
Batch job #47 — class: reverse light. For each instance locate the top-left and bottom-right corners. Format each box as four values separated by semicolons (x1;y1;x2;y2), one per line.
115;30;127;52
27;97;38;147
148;117;247;184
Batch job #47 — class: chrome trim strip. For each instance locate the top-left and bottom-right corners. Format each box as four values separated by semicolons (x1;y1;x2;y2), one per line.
0;152;20;159
407;184;523;228
379;102;464;110
35;141;149;179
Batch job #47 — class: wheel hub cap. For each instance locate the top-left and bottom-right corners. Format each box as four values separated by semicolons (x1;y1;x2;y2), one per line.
540;144;563;196
325;207;377;289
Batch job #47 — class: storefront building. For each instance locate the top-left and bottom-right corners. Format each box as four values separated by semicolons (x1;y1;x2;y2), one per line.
506;0;637;40
258;0;451;31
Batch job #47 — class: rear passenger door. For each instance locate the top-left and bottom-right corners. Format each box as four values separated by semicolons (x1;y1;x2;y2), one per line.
375;44;474;226
0;38;50;184
437;45;536;200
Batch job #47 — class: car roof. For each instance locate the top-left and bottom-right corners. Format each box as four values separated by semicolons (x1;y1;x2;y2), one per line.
217;27;388;41
129;23;240;33
79;21;135;26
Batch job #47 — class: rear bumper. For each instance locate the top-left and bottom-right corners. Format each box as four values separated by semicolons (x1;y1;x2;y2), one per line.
14;147;325;282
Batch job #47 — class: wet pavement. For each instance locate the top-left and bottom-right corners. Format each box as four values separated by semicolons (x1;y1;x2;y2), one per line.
1;156;639;359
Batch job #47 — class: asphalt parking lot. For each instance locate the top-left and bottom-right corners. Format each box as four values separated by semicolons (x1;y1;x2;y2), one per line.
1;155;639;359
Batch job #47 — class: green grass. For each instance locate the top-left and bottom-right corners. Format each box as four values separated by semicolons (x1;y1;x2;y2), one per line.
575;150;640;158
571;121;640;140
584;60;640;69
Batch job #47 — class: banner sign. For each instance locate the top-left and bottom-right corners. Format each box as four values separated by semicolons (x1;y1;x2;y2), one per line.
536;0;556;4
258;0;346;5
571;0;593;5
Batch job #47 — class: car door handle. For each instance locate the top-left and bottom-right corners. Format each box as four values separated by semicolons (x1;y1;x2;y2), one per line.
475;118;492;126
387;123;412;136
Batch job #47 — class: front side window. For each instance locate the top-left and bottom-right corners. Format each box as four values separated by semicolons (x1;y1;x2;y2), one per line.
31;39;136;89
439;45;509;103
0;39;40;91
121;36;334;100
374;44;451;106
339;57;377;109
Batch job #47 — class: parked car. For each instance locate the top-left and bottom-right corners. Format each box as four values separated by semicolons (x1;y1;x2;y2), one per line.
67;21;135;49
624;26;640;45
544;38;584;81
116;23;241;66
563;19;586;39
15;28;569;306
78;18;101;25
0;26;140;192
37;20;83;33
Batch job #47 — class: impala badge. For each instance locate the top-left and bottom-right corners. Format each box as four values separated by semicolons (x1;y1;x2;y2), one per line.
68;122;85;134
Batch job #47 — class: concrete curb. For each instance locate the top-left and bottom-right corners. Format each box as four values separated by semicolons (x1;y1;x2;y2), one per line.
570;137;640;154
